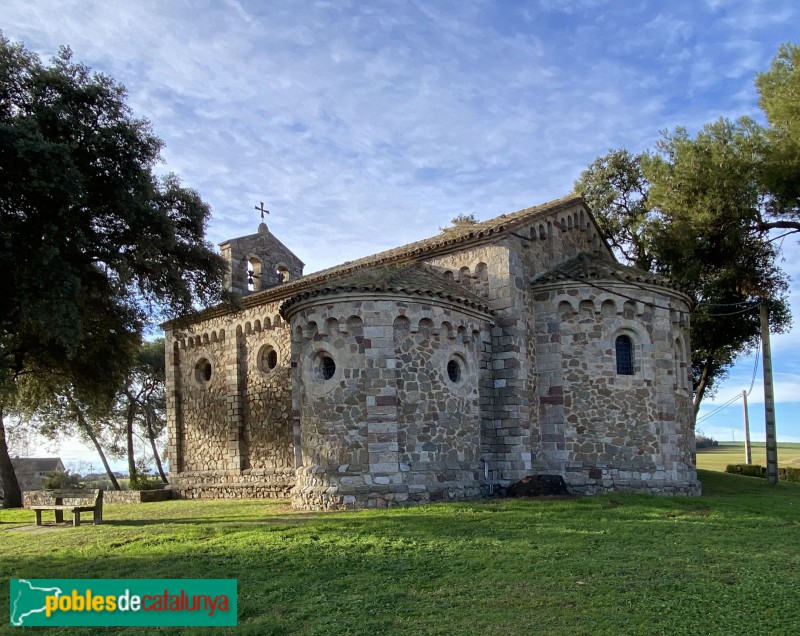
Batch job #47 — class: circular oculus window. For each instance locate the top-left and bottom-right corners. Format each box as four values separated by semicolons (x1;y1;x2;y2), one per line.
447;358;462;383
195;358;212;385
319;354;336;381
258;344;279;373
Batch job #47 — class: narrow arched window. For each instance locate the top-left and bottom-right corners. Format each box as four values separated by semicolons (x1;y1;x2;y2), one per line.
615;335;634;375
247;257;262;291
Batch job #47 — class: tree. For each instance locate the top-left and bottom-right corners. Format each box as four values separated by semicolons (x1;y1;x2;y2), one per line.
643;117;792;409
0;404;22;506
573;149;653;269
0;36;227;506
41;468;82;490
440;213;478;232
756;43;800;227
119;339;168;486
575;126;791;416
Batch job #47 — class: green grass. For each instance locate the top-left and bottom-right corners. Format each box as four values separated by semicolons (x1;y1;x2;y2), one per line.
696;441;800;471
2;471;800;635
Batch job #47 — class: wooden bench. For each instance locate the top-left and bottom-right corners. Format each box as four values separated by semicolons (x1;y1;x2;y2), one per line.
31;489;103;527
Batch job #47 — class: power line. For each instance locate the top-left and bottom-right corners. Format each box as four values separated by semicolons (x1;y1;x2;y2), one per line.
695;299;762;307
549;269;691;314
697;302;762;317
512;234;763;313
692;344;761;425
747;340;761;396
550;266;763;318
695;393;742;425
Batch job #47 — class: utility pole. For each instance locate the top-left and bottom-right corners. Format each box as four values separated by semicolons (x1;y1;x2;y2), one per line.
760;302;779;484
742;390;752;465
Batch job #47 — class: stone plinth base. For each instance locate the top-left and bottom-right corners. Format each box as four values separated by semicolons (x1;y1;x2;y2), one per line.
168;468;294;499
290;481;484;510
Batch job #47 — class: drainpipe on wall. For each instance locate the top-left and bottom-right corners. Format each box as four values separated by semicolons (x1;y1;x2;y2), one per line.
481;459;494;496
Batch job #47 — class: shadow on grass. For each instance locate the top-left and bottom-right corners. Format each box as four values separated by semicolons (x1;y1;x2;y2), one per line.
101;515;320;527
2;483;800;636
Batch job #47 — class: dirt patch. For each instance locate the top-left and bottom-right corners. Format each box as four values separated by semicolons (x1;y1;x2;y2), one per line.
3;523;74;534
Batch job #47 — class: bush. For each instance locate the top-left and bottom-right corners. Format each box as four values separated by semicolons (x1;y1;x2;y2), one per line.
725;464;766;478
779;467;800;483
41;469;84;489
695;435;719;449
128;474;164;491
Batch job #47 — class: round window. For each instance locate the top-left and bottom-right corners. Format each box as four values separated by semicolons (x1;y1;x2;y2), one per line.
447;359;461;383
319;355;336;381
258;344;279;373
195;358;212;384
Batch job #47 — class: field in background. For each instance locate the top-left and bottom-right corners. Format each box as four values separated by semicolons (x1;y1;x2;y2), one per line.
2;470;799;635
696;441;800;471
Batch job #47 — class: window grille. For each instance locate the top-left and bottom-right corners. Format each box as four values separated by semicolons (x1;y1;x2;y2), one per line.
615;335;634;375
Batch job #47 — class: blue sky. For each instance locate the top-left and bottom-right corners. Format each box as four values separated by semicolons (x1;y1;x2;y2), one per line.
3;0;799;469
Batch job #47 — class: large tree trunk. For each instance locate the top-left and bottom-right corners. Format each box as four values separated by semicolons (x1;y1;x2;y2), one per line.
145;407;168;484
66;393;121;491
693;358;713;422
77;411;121;491
124;393;138;486
0;407;23;508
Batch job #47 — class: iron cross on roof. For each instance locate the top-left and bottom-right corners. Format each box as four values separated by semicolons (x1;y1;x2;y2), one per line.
255;201;270;221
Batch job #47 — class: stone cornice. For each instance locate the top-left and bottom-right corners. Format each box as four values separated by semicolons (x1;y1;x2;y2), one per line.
281;290;495;323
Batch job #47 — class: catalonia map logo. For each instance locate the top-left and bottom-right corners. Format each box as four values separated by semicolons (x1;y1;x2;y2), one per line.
9;579;237;627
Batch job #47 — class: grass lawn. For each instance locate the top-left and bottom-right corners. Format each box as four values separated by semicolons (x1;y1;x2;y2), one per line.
696;441;800;471
2;470;799;635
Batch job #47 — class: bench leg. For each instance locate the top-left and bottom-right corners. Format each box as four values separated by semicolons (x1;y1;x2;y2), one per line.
94;508;102;525
55;510;64;524
35;510;42;526
73;511;81;527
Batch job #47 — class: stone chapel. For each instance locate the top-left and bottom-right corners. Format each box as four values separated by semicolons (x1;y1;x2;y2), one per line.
163;194;700;509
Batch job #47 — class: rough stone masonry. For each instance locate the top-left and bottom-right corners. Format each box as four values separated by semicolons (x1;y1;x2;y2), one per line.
163;194;700;509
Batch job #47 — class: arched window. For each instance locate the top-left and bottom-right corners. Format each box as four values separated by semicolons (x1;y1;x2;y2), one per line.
615;335;634;375
277;265;290;283
247;257;262;292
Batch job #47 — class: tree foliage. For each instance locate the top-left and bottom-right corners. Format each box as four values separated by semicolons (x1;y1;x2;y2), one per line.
440;212;478;232
120;338;168;486
41;468;83;490
0;36;226;505
574;43;800;415
574;149;653;270
756;43;800;223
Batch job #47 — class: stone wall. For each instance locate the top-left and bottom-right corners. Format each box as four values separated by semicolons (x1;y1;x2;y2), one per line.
23;489;175;507
165;299;296;498
530;282;699;495
287;295;492;510
520;205;608;277
426;243;532;484
393;314;488;502
166;468;294;499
